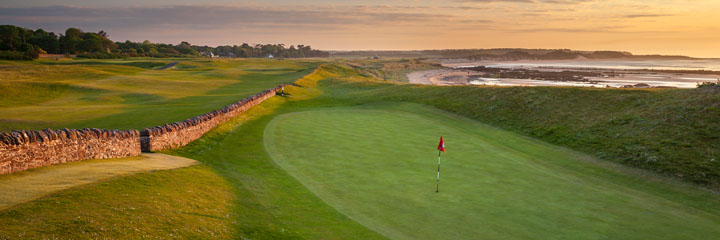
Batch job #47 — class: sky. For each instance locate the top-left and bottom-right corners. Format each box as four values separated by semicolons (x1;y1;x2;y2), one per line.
1;0;719;57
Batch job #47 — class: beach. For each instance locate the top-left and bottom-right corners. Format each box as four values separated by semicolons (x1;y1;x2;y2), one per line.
407;59;720;88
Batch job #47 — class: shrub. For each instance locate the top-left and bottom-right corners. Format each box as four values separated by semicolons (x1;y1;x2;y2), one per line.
0;50;34;60
697;81;720;88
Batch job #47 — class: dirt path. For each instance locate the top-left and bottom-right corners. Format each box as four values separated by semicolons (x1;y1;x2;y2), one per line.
156;61;179;70
0;153;197;210
407;69;474;85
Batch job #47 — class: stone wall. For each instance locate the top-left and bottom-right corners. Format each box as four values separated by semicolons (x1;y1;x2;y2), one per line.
140;85;284;152
0;84;285;175
0;128;141;174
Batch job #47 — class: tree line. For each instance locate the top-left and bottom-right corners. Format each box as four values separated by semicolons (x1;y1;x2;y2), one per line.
331;49;693;60
0;25;329;60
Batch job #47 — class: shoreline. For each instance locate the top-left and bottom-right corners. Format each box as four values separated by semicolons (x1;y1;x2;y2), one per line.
408;59;720;88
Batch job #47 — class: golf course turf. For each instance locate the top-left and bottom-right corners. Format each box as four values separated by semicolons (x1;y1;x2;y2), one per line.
167;62;720;239
0;58;321;131
264;103;720;239
1;60;719;239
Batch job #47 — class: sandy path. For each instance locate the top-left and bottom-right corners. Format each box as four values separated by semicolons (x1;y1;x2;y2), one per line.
407;69;476;85
0;153;197;210
407;69;450;85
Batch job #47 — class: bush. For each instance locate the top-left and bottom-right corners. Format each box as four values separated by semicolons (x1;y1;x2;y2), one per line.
697;81;720;88
0;50;34;60
24;45;44;59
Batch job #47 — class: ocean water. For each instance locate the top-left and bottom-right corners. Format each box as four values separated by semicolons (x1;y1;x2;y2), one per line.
469;59;720;71
468;77;700;88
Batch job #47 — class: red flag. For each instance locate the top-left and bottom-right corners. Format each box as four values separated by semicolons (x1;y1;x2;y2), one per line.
437;136;445;152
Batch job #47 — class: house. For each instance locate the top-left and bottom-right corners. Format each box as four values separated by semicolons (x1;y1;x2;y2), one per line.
201;51;217;58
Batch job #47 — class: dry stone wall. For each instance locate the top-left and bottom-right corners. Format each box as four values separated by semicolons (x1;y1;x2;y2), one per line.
0;128;141;174
141;85;283;152
0;84;286;175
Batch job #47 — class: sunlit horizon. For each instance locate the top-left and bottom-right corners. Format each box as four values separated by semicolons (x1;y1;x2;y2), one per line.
2;0;719;58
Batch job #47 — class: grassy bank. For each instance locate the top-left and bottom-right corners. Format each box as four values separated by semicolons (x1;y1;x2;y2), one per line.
0;58;322;131
344;58;441;82
310;63;720;187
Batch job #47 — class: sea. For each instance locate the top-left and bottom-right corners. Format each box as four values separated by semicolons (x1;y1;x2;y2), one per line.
462;59;720;71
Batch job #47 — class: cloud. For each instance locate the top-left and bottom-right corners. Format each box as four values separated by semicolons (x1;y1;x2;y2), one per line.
442;6;491;10
0;4;466;46
0;5;453;31
504;26;625;33
459;19;494;23
624;14;675;18
458;0;592;4
459;0;534;3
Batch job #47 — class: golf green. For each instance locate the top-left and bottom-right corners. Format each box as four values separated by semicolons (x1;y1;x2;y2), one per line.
264;103;720;240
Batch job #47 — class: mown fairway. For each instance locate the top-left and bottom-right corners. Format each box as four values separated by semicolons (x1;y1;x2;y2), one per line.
264;103;720;240
0;58;321;131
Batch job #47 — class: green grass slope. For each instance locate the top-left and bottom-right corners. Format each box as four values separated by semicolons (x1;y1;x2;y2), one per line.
264;104;720;240
0;153;196;210
0;58;322;131
169;64;719;239
167;95;387;239
0;165;236;239
313;63;720;187
0;62;717;239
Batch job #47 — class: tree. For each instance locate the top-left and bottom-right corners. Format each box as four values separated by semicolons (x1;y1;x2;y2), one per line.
78;33;104;53
97;30;109;38
59;28;84;53
65;28;83;38
1;25;330;59
0;25;19;51
29;29;59;53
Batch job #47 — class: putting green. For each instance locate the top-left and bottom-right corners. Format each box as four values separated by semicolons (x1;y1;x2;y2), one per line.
264;103;720;240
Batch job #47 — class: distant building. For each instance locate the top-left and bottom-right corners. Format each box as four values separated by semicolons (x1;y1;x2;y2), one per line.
268;54;274;59
201;51;217;58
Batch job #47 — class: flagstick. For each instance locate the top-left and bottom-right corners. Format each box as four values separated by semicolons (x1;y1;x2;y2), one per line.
436;150;441;193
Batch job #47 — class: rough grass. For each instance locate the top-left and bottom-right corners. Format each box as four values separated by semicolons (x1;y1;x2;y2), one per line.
344;58;442;82
0;165;235;239
0;82;69;107
0;58;323;131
